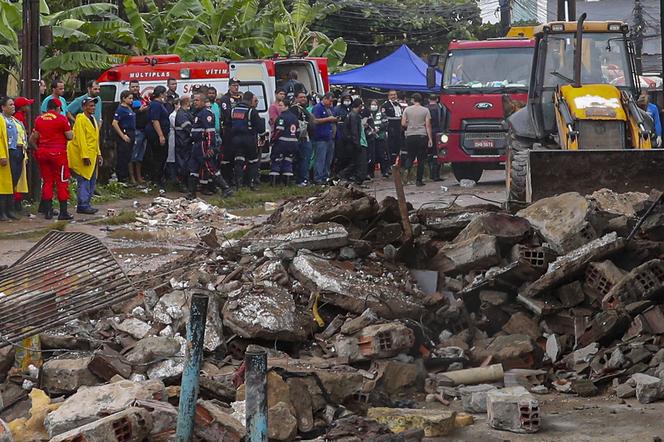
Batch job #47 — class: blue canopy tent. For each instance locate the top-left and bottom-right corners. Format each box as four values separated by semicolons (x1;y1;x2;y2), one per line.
329;45;442;92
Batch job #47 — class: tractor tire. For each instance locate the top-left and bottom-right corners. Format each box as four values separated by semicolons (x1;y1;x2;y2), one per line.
506;133;531;211
452;162;484;183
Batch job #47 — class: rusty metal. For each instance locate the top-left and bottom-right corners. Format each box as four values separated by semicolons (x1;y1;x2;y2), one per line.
0;231;136;347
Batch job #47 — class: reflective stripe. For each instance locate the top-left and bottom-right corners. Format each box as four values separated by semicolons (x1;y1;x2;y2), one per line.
189;172;199;177
248;159;259;163
284;157;294;162
283;172;294;176
269;171;280;176
235;156;246;161
220;160;230;165
279;137;298;142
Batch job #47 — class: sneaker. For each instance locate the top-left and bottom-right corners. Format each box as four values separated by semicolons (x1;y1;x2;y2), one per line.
77;207;97;215
297;182;308;188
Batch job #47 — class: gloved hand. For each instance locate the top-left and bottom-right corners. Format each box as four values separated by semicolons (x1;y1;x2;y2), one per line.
205;148;215;159
657;136;662;147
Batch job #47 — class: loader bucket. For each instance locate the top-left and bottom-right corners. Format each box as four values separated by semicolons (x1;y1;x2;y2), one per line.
526;149;664;202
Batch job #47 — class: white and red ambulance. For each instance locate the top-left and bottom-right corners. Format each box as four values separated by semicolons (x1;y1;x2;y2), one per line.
96;54;329;162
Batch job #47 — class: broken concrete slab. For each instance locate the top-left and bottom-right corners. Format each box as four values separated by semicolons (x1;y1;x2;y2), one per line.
372;360;421;394
44;379;166;438
49;407;152;442
502;312;541;339
367;407;457;437
578;310;630;347
459;384;497;413
454;213;531;245
287;378;314;433
222;283;313;341
41;356;101;395
291;253;426;319
340;308;378;335
89;346;132;380
521;232;625;298
335;323;415;362
587;188;649;219
153;290;190;329
416;204;500;239
429;234;501;275
123;336;181;369
471;335;543;369
245;222;349;253
632;373;664;404
486;386;540;433
583;260;627;301
115;317;152;339
268;401;298;441
518;192;596;254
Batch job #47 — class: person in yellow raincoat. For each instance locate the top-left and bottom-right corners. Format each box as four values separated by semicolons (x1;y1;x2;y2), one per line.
68;97;102;215
0;97;26;221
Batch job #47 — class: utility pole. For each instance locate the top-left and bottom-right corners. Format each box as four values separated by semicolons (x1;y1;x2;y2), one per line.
499;0;511;36
21;0;41;201
634;0;644;74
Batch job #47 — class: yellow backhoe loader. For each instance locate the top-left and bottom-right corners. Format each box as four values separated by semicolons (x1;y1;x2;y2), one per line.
506;14;663;208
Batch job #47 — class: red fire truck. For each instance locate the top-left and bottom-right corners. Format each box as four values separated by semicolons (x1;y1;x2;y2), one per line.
96;54;329;163
434;38;535;182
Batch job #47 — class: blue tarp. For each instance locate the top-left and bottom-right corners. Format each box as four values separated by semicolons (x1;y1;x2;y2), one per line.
329;45;442;92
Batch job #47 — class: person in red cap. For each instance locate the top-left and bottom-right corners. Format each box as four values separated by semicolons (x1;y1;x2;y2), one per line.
12;96;34;214
29;97;74;220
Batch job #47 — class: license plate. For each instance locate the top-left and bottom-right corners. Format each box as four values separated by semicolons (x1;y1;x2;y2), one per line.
474;140;495;148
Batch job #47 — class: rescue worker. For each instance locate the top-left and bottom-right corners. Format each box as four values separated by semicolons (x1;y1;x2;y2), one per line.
381;89;404;164
638;93;662;147
145;85;170;188
174;95;193;184
68;97;102;215
111;90;136;184
368;99;390;178
187;93;233;199
0;97;27;221
270;99;299;186
283;71;307;98
12;96;33;214
230;91;265;191
291;91;314;186
219;78;243;183
338;98;367;185
30;98;74;220
333;91;352;178
427;94;445;181
67;80;102;125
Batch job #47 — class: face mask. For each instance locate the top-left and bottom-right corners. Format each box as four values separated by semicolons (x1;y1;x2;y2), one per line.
370;105;378;111
343;101;351;106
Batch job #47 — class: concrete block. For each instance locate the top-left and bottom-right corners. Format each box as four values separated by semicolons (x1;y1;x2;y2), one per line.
335;323;415;362
49;407;152;442
458;384;497;413
454;213;531;245
89;345;131;380
633;373;664;404
602;259;664;310
584;260;627;301
486;386;540;433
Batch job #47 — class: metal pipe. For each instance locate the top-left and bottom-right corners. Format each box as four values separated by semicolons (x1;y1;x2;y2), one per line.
573;13;587;88
245;345;268;442
176;292;209;442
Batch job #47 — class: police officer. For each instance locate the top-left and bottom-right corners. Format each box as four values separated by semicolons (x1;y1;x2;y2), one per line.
219;78;243;183
230;91;265;191
381;89;404;164
187;93;233;199
427;94;445;181
270;98;299;186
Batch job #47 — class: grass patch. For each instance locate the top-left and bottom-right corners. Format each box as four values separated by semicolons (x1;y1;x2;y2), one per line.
88;210;137;226
107;228;159;241
210;184;323;209
0;220;67;240
222;228;250;240
91;182;155;205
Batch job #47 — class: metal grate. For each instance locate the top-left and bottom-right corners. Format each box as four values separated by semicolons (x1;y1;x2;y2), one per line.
0;231;136;347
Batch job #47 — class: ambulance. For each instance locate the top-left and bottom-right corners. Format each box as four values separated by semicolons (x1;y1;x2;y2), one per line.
96;54;329;162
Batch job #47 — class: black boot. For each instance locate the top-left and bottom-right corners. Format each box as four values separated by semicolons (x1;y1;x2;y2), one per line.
4;196;17;220
248;162;259;191
270;175;278;187
44;200;53;220
58;200;73;220
284;175;292;187
13;199;23;217
0;196;7;222
186;175;197;200
233;162;243;191
214;175;233;197
37;199;46;214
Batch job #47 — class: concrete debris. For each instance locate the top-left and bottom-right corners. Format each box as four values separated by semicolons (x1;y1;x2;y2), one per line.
9;186;664;440
486;386;540;433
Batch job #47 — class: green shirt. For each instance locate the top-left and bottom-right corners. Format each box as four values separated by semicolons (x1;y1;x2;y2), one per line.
360;122;368;148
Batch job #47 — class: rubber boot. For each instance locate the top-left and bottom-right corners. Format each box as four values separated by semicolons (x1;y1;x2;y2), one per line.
58;200;73;221
44;200;53;220
186;175;197;200
248;162;259;191
4;196;17;220
214;175;233;197
0;196;8;222
13;199;23;217
233;162;243;191
270;175;278;187
284;175;292;187
37;199;46;214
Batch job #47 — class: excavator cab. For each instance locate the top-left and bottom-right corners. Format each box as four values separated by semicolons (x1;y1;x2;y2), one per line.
506;14;662;208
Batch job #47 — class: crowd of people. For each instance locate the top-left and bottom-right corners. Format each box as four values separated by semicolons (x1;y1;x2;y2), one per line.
0;74;448;222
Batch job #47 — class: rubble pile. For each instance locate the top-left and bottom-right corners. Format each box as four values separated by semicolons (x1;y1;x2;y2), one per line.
133;196;238;230
3;186;664;440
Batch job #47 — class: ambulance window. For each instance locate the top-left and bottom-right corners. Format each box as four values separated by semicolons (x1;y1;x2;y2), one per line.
239;83;267;112
100;85;117;102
